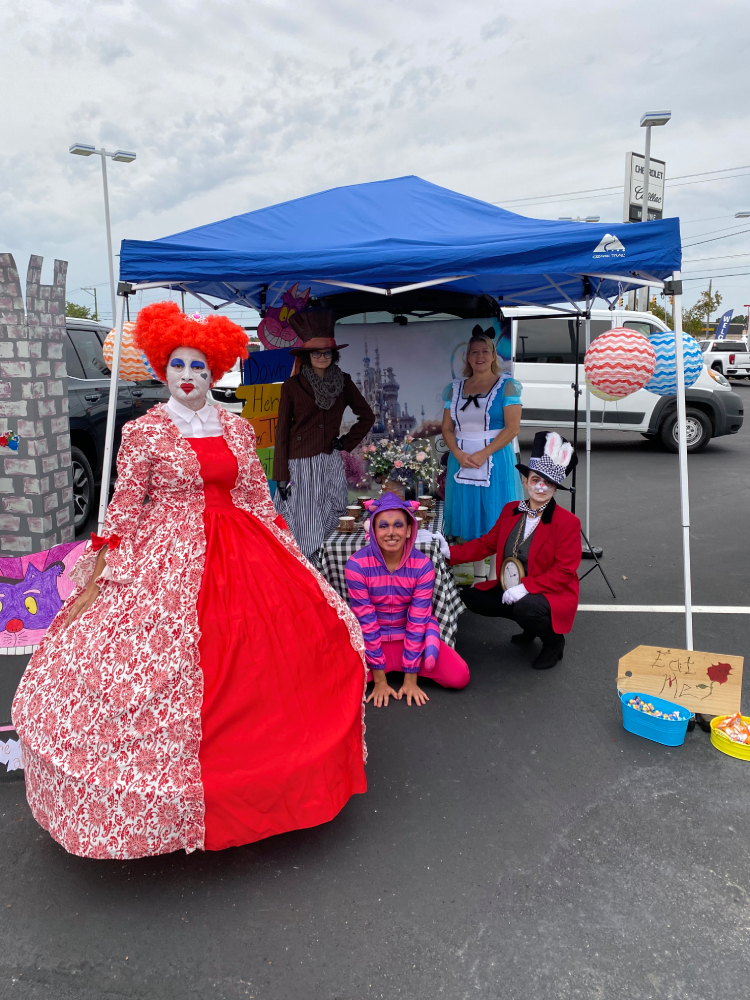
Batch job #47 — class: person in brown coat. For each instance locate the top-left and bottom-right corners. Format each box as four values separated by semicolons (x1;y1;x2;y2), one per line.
272;309;375;564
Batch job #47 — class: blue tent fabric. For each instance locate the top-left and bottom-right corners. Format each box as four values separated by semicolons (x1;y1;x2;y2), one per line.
119;176;681;308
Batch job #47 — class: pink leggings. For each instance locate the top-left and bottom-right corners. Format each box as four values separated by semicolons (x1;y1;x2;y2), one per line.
366;638;470;689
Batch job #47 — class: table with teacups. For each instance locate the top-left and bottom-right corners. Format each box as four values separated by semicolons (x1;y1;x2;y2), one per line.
318;500;465;647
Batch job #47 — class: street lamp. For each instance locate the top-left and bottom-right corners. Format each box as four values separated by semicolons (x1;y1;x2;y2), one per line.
558;216;600;222
639;110;671;224
69;144;137;323
736;212;750;218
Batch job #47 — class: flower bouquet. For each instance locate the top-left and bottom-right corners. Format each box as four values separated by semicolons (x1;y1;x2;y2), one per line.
358;435;441;491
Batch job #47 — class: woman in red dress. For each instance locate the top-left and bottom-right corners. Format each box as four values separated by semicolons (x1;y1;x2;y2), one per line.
13;303;367;859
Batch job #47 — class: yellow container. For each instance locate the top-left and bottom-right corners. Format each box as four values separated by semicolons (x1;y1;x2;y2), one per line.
710;716;750;761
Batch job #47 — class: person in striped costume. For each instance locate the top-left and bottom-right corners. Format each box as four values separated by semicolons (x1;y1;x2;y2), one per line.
345;493;469;707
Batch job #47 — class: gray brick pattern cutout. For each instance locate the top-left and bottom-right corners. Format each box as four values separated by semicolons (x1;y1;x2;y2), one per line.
0;254;74;553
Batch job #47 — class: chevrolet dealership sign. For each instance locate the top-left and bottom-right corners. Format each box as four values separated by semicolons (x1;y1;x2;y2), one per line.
623;152;666;223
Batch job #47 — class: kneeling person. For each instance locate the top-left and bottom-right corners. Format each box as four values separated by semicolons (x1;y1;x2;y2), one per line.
345;493;470;707
449;432;581;670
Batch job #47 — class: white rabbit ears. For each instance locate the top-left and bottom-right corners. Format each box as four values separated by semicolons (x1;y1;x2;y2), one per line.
544;431;573;469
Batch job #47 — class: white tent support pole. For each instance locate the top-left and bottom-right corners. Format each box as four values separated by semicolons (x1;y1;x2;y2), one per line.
672;270;693;650
97;292;127;532
585;272;663;289
584;308;591;538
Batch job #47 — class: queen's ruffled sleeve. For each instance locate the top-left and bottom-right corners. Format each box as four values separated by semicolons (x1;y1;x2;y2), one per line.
69;421;152;588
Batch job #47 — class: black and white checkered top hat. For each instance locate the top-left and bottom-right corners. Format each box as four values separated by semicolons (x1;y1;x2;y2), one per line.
516;431;577;491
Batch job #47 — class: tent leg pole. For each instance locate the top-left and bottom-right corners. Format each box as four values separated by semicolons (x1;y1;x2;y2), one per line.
97;292;127;532
585;311;591;540
672;271;694;650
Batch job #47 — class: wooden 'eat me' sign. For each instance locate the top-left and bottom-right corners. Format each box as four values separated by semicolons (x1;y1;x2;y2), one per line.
617;645;743;717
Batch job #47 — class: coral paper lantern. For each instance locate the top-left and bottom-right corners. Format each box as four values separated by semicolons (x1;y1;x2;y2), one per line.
584;327;656;401
103;323;158;381
644;331;704;396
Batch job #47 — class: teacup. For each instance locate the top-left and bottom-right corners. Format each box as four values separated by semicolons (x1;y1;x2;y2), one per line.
346;505;363;521
338;516;355;533
418;495;434;509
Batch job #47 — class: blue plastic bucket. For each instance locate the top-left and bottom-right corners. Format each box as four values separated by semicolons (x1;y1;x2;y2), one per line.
620;692;690;747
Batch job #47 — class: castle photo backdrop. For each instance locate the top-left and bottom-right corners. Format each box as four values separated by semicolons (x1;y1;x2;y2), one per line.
335;318;513;441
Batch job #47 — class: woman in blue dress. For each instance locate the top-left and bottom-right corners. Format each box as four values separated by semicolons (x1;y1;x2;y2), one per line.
442;331;523;570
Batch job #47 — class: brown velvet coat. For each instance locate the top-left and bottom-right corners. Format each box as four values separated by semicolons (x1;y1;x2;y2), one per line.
272;371;375;482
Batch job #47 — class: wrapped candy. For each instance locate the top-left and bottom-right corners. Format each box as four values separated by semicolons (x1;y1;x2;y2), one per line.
717;713;750;744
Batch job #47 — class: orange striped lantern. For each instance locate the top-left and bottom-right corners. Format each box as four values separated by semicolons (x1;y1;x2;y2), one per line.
584;327;656;401
103;323;158;381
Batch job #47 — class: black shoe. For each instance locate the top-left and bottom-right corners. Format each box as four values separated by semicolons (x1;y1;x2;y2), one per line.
511;631;536;645
531;636;565;670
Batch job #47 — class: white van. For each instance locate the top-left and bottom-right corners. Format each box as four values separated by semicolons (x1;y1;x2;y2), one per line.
506;307;744;452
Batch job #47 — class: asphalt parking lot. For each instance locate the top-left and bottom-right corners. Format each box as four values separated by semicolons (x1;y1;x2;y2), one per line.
0;384;748;1000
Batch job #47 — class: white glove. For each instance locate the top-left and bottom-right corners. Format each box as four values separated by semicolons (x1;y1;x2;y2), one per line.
502;583;528;605
432;531;451;560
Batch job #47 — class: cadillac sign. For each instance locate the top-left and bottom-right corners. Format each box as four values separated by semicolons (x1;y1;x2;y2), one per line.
623;152;666;223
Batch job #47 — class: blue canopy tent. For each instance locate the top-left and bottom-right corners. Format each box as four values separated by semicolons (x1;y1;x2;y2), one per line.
106;176;693;644
119;175;680;312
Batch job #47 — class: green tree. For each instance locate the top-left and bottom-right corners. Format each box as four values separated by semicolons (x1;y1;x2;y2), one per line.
649;301;673;329
65;301;92;319
693;283;722;335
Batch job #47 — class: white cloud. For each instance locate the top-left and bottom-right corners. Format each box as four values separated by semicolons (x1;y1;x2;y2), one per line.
1;0;749;319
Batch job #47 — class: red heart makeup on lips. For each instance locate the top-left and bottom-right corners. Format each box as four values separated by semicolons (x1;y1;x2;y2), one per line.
180;383;195;394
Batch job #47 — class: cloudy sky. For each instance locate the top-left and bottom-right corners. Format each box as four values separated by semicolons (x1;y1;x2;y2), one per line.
3;0;750;325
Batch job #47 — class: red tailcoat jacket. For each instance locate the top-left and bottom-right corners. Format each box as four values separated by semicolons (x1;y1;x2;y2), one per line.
449;499;582;634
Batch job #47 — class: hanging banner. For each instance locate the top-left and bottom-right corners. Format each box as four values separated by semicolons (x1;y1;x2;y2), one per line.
623;152;666;223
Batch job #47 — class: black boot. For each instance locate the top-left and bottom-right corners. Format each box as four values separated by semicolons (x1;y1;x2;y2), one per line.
511;631;536;645
531;634;565;670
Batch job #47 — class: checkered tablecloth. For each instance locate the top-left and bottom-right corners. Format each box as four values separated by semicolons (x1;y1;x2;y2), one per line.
319;502;464;647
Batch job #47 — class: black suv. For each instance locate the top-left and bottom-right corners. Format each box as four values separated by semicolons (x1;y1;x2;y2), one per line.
66;318;169;533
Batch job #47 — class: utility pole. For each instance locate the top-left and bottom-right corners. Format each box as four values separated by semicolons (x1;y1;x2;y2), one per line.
705;279;712;338
82;286;98;321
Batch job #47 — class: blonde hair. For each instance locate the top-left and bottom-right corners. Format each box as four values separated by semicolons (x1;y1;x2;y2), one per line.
462;334;500;377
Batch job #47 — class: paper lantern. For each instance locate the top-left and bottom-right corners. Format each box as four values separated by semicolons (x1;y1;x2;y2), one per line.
584;327;656;401
103;323;159;381
585;376;622;403
644;331;703;396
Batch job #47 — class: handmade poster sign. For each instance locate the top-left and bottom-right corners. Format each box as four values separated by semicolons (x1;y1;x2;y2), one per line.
256;446;275;479
243;348;295;386
617;645;743;717
235;384;281;421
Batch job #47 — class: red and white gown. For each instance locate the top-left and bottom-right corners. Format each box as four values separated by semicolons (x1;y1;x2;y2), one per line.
12;404;367;859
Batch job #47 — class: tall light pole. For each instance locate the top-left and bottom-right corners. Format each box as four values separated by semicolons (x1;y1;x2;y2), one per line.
639;110;671;223
638;111;671;310
69;144;136;323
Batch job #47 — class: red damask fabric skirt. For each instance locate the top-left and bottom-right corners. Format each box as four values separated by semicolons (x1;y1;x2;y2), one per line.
190;437;366;850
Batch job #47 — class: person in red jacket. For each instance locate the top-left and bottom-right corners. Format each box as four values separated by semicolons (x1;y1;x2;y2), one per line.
449;431;581;670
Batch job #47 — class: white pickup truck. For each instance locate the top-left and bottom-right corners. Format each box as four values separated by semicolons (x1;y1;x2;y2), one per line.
509;307;744;453
699;338;750;380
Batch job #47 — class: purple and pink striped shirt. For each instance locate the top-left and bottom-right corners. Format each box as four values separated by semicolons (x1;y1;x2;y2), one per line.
345;511;440;674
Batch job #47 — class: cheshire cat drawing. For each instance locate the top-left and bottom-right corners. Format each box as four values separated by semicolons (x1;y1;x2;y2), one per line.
0;540;86;653
257;283;310;350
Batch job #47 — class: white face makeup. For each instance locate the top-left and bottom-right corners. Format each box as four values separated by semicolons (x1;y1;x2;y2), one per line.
166;347;212;412
523;471;557;505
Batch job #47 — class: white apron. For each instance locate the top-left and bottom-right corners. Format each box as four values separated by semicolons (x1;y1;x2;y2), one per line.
449;377;506;488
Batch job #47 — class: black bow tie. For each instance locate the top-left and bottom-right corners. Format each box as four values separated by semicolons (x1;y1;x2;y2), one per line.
518;500;548;518
460;394;482;411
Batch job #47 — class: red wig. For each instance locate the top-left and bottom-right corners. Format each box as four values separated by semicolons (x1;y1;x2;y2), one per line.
133;301;248;383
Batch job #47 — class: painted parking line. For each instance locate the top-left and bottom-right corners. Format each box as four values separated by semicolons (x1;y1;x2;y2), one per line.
578;605;750;614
